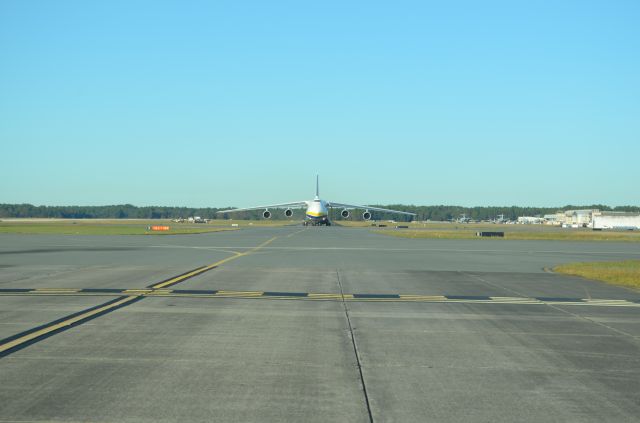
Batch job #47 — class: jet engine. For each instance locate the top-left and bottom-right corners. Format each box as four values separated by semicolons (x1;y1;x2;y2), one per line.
263;210;272;219
341;209;350;218
284;209;293;217
362;210;372;220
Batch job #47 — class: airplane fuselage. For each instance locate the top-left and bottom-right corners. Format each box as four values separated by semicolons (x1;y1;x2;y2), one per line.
304;198;330;225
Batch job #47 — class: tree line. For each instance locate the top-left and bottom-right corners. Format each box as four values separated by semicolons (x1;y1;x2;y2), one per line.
366;204;640;222
0;204;225;220
1;203;638;221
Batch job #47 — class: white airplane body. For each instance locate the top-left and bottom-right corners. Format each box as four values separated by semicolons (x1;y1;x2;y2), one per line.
218;176;415;226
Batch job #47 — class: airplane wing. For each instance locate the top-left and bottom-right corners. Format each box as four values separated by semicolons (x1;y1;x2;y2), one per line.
217;201;309;213
327;202;416;216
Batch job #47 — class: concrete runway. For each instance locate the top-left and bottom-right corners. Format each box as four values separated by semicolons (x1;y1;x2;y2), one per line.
1;226;639;422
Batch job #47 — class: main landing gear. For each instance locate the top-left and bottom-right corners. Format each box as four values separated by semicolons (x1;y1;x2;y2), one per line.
303;220;331;226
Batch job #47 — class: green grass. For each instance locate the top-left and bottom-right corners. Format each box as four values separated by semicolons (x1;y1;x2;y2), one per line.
372;229;479;239
0;221;239;235
554;260;640;290
372;229;640;242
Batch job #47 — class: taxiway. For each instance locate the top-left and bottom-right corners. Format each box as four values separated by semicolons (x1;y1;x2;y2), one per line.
1;227;639;422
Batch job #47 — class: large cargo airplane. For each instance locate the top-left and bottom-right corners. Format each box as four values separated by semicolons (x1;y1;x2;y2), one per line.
217;176;416;226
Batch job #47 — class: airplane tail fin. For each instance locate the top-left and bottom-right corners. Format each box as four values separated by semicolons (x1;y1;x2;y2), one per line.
316;175;319;198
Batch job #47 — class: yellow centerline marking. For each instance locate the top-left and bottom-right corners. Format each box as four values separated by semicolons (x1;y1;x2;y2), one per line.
151;237;278;289
306;293;354;300
489;296;541;303
215;290;264;297
308;293;343;299
286;228;308;238
399;295;447;301
146;289;173;296
490;296;534;301
245;236;279;253
0;296;138;354
31;288;81;293
122;289;153;295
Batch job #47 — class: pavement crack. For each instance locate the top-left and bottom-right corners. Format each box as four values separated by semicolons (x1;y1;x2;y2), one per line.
464;272;640;343
463;271;529;297
544;303;640;343
336;269;374;423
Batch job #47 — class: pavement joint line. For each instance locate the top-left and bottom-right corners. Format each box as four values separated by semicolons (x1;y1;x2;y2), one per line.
543;302;640;341
463;271;532;301
336;269;374;423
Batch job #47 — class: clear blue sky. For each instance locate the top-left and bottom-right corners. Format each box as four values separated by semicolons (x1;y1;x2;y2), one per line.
1;1;638;208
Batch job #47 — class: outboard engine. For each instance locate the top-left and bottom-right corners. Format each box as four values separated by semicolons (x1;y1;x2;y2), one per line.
341;209;350;218
362;211;372;220
284;209;293;217
263;210;272;219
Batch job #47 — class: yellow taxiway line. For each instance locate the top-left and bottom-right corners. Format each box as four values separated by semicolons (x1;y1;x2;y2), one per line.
151;237;277;289
0;296;139;355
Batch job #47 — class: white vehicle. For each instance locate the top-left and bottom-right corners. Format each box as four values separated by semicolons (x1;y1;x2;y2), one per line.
457;213;471;223
188;216;207;223
217;176;416;226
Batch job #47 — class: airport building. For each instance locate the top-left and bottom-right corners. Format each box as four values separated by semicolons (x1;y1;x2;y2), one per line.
543;209;640;229
543;214;562;225
543;209;600;227
568;209;599;226
517;216;545;224
592;212;640;230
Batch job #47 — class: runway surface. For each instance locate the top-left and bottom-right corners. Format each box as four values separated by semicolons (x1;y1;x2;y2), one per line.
1;226;640;422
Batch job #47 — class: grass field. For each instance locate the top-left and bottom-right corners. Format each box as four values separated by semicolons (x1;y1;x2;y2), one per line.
372;228;640;242
0;220;243;235
0;218;303;235
554;260;640;290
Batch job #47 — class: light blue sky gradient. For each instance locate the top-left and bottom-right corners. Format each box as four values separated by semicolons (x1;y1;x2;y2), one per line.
1;1;638;207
